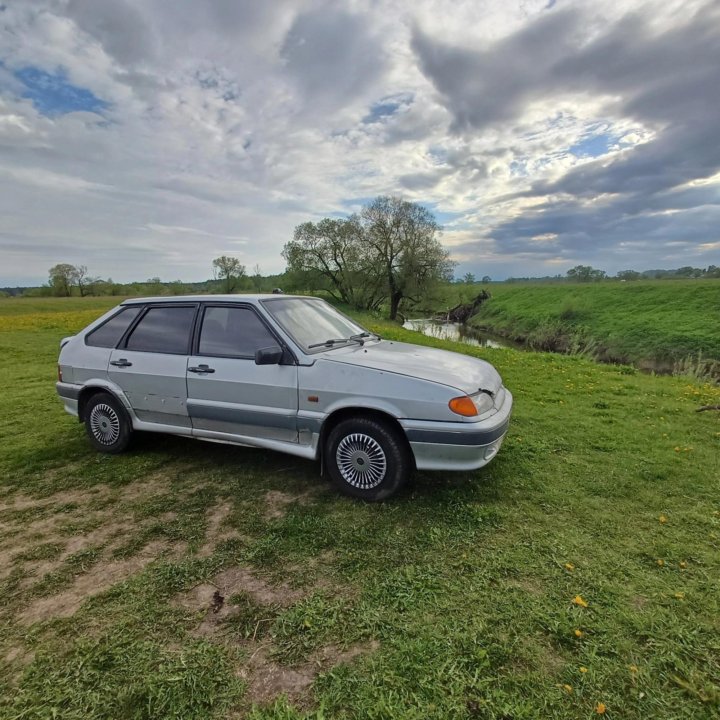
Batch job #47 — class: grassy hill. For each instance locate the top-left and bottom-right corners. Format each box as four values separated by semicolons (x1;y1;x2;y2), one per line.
466;280;720;371
0;298;719;718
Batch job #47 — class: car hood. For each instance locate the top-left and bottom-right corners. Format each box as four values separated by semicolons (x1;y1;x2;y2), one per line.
322;340;503;396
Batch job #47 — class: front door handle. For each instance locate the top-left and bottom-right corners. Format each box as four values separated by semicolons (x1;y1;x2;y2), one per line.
188;364;215;374
110;358;132;367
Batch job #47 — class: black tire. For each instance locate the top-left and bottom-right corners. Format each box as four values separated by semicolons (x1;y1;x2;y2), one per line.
84;392;132;454
325;416;412;501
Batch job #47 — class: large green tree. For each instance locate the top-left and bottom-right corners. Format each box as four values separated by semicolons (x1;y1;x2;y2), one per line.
283;216;384;308
283;197;453;319
566;265;607;282
48;263;79;297
212;256;246;293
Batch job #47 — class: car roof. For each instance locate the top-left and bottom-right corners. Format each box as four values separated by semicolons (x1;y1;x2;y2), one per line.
120;294;313;305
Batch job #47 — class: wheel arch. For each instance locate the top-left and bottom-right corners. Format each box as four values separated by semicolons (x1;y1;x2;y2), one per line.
318;406;414;469
77;383;130;423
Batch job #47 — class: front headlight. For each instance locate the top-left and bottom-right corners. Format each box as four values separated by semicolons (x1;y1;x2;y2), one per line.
449;391;495;417
472;391;494;415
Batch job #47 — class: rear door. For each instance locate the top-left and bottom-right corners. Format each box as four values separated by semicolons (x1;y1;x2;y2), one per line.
108;303;198;428
186;303;298;442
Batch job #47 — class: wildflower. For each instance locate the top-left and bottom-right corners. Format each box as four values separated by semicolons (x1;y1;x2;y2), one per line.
674;592;685;600
656;559;665;567
659;514;667;524
565;562;575;572
580;666;588;673
572;595;589;608
629;664;638;673
674;446;680;452
679;561;687;569
596;702;607;714
574;628;584;638
562;684;573;694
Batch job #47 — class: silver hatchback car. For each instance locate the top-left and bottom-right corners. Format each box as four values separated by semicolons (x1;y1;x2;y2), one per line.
56;295;512;500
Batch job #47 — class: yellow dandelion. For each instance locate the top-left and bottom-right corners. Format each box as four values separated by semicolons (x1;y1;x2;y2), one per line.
629;665;638;673
565;562;575;572
574;628;584;638
659;514;667;524
561;684;573;694
674;446;680;452
572;595;589;608
679;561;687;569
596;702;607;714
674;592;685;600
656;559;665;567
580;666;588;673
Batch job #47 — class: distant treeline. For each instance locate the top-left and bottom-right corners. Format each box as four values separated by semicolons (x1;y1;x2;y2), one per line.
0;273;290;298
2;261;718;300
501;265;720;283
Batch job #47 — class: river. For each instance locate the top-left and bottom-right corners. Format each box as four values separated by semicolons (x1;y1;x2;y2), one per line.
402;319;524;350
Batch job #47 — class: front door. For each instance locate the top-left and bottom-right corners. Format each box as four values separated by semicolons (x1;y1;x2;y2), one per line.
186;304;298;443
108;304;197;428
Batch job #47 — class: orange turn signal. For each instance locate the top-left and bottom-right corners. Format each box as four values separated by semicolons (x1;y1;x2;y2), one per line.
449;396;477;417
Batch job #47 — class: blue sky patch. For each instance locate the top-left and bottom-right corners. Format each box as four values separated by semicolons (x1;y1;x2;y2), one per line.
13;66;108;117
569;132;615;158
362;93;413;124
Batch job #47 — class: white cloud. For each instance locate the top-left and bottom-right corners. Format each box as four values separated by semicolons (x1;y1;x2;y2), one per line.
0;0;718;286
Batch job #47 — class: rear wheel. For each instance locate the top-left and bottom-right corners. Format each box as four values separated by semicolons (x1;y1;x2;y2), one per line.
84;392;132;454
325;416;411;501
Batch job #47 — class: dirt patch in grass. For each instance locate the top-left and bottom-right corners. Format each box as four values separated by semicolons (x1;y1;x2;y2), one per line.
16;520;136;589
198;501;240;557
175;563;376;709
240;640;380;708
505;576;545;596
19;539;169;625
176;565;306;624
263;489;316;521
0;484;112;514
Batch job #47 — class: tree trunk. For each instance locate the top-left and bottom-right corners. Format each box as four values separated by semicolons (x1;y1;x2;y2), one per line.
389;291;402;320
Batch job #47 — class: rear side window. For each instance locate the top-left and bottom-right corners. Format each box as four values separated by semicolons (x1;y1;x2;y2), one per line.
125;306;196;354
86;307;141;348
198;306;276;357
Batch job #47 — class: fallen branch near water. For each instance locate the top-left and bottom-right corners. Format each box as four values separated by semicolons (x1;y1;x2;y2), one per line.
433;291;491;324
696;404;720;412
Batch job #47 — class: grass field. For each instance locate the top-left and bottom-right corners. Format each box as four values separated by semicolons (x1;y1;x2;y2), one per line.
426;280;720;371
1;297;719;719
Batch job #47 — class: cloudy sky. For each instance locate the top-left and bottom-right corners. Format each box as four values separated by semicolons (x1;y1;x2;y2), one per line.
1;0;719;286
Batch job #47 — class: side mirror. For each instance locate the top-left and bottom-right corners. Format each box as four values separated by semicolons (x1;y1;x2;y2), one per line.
255;345;283;365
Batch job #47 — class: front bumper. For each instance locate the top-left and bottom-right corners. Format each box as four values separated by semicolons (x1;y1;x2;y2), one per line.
400;389;513;471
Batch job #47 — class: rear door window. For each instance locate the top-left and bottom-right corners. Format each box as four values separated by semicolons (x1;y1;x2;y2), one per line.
86;307;141;348
125;306;196;354
198;306;276;358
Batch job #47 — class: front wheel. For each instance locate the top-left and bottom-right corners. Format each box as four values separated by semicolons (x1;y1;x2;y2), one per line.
84;392;132;454
325;416;412;501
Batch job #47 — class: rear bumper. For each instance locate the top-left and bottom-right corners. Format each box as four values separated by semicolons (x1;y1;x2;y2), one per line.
56;381;80;417
401;389;512;471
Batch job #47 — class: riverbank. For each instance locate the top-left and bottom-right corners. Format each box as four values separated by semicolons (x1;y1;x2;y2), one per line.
463;280;720;378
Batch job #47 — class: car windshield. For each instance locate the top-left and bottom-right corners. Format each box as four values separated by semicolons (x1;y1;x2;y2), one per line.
262;297;373;352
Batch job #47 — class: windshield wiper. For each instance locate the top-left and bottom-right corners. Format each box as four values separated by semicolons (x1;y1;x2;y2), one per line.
351;331;382;342
308;334;369;349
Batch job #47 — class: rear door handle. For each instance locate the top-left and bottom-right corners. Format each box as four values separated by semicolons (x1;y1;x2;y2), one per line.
188;364;215;374
110;358;132;367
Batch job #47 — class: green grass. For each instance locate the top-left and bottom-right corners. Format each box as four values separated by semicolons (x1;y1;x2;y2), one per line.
1;298;719;719
460;280;720;370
